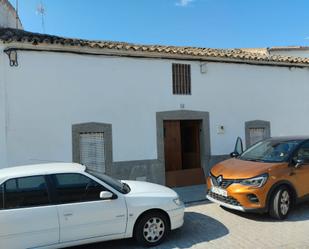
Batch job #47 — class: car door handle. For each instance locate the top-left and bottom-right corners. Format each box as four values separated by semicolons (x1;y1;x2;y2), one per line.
64;212;73;217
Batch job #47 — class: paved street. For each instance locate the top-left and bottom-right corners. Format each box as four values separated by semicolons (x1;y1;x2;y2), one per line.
72;201;309;249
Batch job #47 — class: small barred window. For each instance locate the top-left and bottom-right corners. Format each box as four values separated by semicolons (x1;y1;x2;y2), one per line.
172;63;191;95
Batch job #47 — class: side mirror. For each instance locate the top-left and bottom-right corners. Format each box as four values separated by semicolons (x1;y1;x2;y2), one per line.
100;191;113;200
230;152;240;158
294;158;305;169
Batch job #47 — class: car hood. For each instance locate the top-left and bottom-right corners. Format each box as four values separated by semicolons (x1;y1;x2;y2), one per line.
122;180;178;198
210;158;285;179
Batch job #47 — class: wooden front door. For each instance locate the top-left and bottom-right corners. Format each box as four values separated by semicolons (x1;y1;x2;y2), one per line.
164;121;182;172
164;120;205;187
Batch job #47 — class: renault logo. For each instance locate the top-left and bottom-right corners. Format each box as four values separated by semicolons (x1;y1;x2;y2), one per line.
217;176;223;186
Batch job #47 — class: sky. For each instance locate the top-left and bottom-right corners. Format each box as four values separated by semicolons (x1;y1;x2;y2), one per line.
8;0;309;49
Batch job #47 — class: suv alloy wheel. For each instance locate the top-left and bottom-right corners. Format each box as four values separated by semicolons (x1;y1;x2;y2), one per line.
269;186;292;220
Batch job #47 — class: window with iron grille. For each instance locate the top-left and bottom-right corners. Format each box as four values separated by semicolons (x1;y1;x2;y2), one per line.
72;122;112;175
79;132;105;173
172;63;191;95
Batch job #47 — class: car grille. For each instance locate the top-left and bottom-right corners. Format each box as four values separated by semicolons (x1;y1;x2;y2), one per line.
207;190;241;206
210;174;235;189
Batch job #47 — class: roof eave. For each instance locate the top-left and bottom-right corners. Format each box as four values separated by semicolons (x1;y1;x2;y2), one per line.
2;42;309;68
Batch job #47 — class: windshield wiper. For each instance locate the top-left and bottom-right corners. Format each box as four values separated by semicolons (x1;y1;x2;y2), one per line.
240;157;261;162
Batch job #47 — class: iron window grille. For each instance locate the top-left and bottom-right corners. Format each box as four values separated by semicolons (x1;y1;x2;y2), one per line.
172;63;191;95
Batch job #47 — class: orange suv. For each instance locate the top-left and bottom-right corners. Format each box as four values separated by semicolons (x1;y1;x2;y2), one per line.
207;136;309;219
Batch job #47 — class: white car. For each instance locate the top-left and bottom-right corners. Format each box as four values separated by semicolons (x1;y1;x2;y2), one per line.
0;163;184;249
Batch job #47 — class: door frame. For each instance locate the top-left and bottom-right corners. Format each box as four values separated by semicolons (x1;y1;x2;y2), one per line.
156;110;211;185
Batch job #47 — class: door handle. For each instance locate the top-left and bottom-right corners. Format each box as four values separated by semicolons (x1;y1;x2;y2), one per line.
64;212;73;217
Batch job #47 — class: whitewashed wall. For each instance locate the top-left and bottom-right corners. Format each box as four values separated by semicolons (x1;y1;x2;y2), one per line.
1;45;309;167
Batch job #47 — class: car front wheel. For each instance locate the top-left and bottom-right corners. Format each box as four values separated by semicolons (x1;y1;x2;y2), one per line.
269;186;292;220
134;211;169;247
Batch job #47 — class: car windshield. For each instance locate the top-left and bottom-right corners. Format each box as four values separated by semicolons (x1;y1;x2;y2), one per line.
239;140;301;163
86;170;130;194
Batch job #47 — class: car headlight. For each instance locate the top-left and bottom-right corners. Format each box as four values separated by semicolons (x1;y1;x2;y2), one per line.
239;174;268;188
173;197;183;206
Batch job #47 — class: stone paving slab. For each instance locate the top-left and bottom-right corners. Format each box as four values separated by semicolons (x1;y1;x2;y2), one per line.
71;201;309;249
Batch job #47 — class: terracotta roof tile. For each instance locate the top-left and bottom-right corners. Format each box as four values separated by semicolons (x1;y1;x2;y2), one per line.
1;28;309;66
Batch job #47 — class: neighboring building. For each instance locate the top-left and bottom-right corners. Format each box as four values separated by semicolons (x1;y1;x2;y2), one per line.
268;46;309;59
0;0;22;29
242;46;309;59
1;6;309;187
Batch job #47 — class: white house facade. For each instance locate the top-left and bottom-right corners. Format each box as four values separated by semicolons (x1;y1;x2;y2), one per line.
1;10;309;186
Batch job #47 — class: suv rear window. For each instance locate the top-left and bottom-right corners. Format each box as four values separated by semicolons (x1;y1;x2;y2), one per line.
3;176;50;209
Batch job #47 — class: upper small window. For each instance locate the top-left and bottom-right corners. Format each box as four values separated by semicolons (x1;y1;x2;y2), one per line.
172;63;191;95
3;176;50;209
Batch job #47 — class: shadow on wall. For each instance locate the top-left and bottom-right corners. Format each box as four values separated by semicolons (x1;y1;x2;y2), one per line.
70;211;229;249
